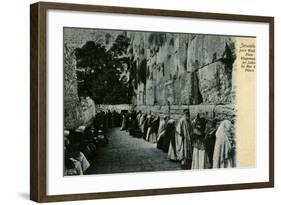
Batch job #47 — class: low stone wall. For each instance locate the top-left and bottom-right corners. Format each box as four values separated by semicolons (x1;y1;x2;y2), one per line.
198;61;232;104
96;104;133;113
64;97;96;129
137;104;235;123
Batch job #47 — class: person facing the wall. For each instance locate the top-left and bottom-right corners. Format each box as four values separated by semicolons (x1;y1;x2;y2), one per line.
191;114;211;169
168;108;193;169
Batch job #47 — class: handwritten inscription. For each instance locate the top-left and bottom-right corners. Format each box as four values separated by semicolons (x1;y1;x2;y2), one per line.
239;43;256;72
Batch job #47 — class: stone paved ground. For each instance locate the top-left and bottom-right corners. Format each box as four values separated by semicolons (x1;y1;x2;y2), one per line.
85;128;181;175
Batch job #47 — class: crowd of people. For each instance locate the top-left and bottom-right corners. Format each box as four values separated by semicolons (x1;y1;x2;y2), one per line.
64;112;114;176
64;109;125;176
93;110;123;132
119;108;236;170
64;108;236;175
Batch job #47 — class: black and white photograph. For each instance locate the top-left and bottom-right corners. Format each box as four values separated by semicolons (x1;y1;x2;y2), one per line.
63;28;255;176
0;0;277;204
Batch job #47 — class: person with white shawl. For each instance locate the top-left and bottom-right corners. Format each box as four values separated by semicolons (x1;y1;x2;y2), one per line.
168;109;193;169
213;120;235;168
145;114;153;142
139;113;147;134
156;116;169;150
146;116;159;143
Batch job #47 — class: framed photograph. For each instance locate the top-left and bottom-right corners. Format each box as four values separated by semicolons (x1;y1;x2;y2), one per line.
30;1;274;202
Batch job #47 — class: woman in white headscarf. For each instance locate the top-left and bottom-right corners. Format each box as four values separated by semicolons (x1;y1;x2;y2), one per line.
213;120;235;168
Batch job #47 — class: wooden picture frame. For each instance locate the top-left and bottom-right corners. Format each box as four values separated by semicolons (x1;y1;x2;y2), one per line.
30;1;274;202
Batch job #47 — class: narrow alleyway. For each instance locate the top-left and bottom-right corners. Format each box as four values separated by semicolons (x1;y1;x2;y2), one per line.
86;128;181;174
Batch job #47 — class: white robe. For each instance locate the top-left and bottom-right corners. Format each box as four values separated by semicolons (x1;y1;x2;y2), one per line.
213;120;235;168
145;115;156;143
139;114;146;133
68;152;90;176
146;127;157;143
191;128;211;169
75;152;90;171
120;115;126;130
168;117;192;161
191;148;210;169
157;119;166;142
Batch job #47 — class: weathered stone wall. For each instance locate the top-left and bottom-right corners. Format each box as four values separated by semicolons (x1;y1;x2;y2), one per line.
128;32;236;122
63;28;237;125
137;104;235;122
64;44;96;129
96;104;133;113
198;61;232;104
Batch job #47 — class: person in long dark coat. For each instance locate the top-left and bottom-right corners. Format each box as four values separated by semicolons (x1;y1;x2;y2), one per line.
145;114;153;141
139;113;146;133
149;116;160;143
129;111;139;137
164;119;176;153
157;116;170;152
157;116;168;150
126;112;131;131
93;112;102;132
111;110;117;127
139;113;148;139
204;120;217;167
106;110;112;128
102;111;108;133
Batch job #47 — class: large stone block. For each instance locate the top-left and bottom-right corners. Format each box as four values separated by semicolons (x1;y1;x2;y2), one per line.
213;104;235;122
198;61;232;104
179;72;192;105
186;35;234;70
64;97;96;129
64;100;82;129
